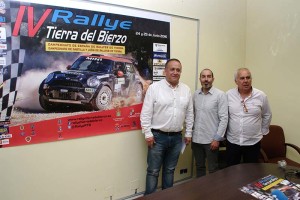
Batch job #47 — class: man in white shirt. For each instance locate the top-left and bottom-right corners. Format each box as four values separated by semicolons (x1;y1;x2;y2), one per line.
192;69;228;177
140;58;193;195
226;68;272;166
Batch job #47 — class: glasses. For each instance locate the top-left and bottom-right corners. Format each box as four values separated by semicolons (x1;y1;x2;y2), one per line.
241;101;248;113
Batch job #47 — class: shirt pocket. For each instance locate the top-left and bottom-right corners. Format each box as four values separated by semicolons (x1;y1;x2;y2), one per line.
228;99;240;114
247;100;262;115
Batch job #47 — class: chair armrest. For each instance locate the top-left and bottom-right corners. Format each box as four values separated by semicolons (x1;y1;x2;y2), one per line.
259;148;269;162
285;143;300;155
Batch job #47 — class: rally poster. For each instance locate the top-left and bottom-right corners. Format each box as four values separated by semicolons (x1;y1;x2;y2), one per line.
0;0;170;147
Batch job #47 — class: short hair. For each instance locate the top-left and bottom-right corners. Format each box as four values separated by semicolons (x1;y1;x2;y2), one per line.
234;68;251;81
200;68;214;78
165;58;181;68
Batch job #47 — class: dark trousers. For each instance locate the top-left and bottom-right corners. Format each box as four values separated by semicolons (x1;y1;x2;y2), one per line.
192;142;219;177
226;140;261;166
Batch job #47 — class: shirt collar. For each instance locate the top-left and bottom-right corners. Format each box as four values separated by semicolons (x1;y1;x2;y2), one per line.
164;78;179;89
199;87;214;95
235;87;253;99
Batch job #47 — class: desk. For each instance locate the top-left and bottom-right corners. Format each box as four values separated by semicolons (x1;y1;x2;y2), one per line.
137;163;300;200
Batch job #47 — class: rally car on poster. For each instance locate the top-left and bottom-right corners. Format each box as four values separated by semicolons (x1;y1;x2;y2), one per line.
38;54;143;111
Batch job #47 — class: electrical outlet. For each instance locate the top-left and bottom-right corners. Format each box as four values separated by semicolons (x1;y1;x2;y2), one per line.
130;179;139;190
104;186;114;199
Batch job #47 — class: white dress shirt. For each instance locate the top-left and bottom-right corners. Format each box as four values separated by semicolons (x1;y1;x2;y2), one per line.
140;79;194;138
226;87;272;145
192;87;228;144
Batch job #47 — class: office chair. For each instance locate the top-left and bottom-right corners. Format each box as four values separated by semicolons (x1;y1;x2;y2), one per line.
260;125;300;168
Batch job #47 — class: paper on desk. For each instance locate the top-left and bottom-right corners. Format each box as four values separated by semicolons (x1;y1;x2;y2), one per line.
181;140;186;154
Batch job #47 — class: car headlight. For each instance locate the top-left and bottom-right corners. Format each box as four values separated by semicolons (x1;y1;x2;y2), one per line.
87;76;100;87
45;73;54;83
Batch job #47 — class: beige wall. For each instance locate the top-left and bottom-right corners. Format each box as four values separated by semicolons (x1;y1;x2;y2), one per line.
8;0;298;199
246;0;300;162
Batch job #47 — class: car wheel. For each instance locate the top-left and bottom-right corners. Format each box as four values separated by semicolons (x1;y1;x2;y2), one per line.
39;95;59;112
91;86;112;111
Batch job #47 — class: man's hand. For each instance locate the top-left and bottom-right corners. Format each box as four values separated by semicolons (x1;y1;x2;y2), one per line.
145;137;155;148
210;140;219;150
184;137;192;145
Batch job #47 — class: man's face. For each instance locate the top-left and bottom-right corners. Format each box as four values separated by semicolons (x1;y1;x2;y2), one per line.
235;69;252;91
164;60;182;86
200;69;214;90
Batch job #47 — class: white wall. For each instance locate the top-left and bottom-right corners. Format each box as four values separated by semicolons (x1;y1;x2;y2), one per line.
245;0;300;162
0;0;248;199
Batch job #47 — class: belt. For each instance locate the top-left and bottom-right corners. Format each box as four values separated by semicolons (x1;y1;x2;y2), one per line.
151;129;181;136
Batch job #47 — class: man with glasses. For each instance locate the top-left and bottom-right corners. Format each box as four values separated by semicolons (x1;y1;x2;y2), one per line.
226;68;272;166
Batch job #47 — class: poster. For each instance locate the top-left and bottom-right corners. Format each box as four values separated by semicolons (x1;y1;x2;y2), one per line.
0;0;170;147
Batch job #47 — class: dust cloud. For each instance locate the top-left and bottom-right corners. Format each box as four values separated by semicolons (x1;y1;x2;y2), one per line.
14;62;69;111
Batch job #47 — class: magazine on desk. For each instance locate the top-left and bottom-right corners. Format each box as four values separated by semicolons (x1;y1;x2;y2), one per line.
239;174;300;199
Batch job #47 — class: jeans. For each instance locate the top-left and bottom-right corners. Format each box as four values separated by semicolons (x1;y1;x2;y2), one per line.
144;130;182;195
192;142;219;177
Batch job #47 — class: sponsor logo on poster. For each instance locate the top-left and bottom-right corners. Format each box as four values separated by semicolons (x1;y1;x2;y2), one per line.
25;136;31;143
0;134;12;139
153;66;166;76
0;139;9;145
153;53;167;59
0;16;5;24
153;43;167;53
68;121;72;129
153;58;167;66
116;107;121;117
0;126;8;134
153;76;164;81
115;123;120;131
0;43;6;50
0;27;6;42
0;1;5;14
152;58;166;78
0;56;5;65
